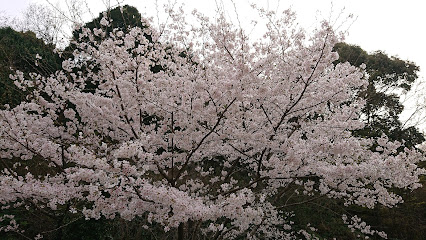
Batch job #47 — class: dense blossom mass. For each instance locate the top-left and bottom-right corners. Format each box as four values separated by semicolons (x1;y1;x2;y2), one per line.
0;6;424;239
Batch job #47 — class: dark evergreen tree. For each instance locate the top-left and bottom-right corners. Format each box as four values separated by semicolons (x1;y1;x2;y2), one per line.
334;42;424;149
64;5;152;55
0;27;61;109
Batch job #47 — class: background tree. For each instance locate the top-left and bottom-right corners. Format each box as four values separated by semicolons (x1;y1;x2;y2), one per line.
19;3;66;46
0;2;71;48
334;42;425;149
0;27;61;109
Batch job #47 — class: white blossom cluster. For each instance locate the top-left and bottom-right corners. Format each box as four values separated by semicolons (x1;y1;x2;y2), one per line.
342;214;388;239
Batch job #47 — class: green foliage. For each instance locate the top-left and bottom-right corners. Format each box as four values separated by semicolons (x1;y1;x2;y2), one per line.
334;42;425;148
65;5;151;54
0;27;61;109
82;5;148;36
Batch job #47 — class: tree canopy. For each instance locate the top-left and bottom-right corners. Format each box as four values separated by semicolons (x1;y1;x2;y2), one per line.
0;5;425;240
334;42;425;149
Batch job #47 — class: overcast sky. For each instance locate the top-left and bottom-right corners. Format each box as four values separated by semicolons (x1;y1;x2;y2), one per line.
1;0;425;129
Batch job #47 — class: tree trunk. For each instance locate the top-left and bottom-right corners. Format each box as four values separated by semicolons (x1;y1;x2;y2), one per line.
178;222;185;240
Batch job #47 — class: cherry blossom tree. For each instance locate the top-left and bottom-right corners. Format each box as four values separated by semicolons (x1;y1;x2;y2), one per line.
0;5;424;240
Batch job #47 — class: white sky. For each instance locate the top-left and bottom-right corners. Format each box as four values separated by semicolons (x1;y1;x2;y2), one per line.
1;0;425;130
